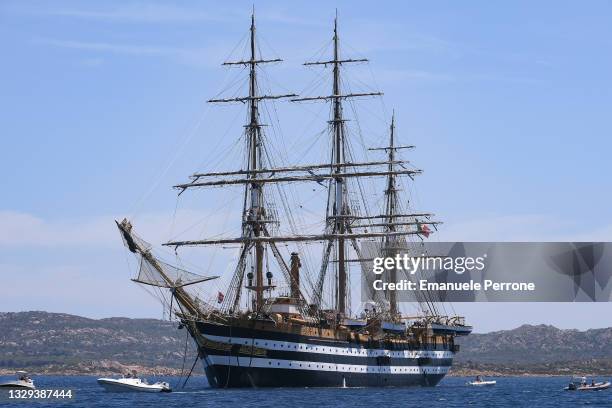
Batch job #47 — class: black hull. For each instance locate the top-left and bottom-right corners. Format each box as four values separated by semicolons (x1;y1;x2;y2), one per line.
188;321;454;388
204;364;445;388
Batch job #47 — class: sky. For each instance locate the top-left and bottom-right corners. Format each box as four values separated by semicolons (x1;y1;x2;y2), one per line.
1;0;611;333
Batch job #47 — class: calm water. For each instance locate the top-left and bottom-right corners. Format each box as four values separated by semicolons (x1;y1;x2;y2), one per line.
1;375;611;407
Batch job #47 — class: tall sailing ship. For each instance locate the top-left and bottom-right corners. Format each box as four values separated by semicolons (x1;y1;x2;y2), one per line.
117;12;471;388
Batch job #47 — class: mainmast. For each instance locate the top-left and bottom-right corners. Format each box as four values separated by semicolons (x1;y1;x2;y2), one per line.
331;17;348;315
293;13;382;316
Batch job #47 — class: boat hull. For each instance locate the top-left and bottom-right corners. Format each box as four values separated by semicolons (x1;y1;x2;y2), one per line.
0;383;35;390
97;379;169;393
190;321;453;388
467;381;496;386
204;364;445;387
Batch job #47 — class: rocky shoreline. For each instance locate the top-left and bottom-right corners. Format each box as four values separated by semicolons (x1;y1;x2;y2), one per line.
2;362;608;378
0;360;201;377
4;312;612;379
448;367;609;377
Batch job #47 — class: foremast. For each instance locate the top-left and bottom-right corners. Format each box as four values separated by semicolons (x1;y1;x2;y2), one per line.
200;12;296;314
245;13;269;311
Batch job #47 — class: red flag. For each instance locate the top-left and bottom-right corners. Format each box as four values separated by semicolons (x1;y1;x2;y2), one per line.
217;292;225;303
418;222;431;238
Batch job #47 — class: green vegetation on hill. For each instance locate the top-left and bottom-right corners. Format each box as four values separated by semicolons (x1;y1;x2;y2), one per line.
2;311;611;375
0;311;195;375
455;324;612;375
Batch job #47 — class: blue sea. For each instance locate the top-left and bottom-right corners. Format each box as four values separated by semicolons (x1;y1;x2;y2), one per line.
1;375;611;407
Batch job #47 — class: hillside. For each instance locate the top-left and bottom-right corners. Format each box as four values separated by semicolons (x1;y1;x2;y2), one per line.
0;311;197;375
2;311;612;376
454;324;612;375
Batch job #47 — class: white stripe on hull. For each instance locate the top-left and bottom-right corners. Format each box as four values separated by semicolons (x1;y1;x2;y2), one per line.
204;355;451;375
201;333;454;359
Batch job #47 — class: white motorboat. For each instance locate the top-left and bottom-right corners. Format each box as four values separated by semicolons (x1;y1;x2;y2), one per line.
0;371;35;390
97;374;171;393
565;376;610;391
467;376;496;386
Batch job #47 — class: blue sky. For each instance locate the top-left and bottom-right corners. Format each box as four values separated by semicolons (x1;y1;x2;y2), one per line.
1;1;611;332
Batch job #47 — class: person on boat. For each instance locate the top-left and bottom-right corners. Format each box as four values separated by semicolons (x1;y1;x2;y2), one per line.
475;375;482;383
592;380;596;387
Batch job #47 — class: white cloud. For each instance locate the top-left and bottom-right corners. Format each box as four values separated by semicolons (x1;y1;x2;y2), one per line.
0;211;115;247
0;209;236;249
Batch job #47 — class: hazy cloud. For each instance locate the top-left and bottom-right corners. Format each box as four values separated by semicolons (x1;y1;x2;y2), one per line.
0;209;233;249
33;38;220;67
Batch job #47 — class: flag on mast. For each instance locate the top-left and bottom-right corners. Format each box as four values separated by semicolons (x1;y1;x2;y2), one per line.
417;221;431;238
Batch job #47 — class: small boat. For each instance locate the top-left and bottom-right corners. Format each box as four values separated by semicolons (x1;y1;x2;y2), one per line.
565;376;610;391
97;372;171;393
467;375;496;386
0;371;36;390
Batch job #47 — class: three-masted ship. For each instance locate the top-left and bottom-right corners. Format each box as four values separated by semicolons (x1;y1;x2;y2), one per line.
117;12;471;388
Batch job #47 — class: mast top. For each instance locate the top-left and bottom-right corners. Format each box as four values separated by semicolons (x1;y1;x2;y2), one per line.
334;9;338;37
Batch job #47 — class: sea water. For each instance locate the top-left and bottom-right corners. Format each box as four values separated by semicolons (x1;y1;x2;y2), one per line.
1;375;610;407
